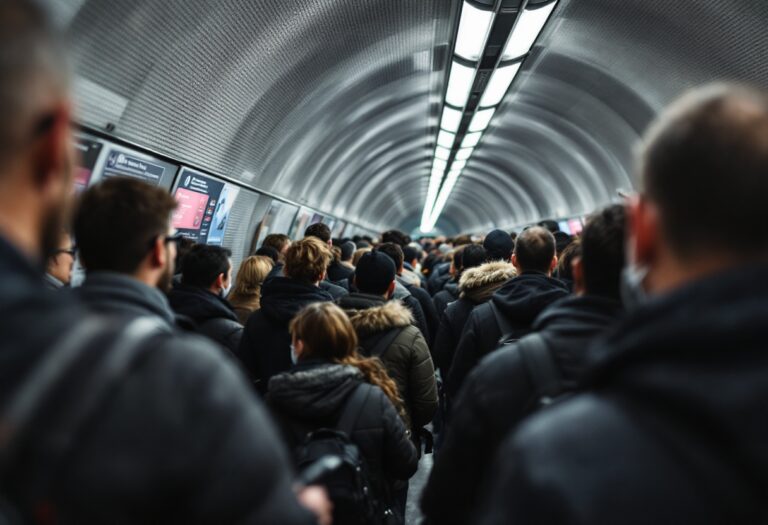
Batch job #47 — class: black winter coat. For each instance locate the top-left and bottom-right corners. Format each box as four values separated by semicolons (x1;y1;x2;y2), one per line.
431;282;458;320
404;279;439;347
423;295;623;525
427;262;451;296
432;262;516;374
168;283;243;355
327;259;355;284
0;236;314;524
238;277;333;392
478;264;768;525
267;361;418;507
445;272;569;397
392;281;431;343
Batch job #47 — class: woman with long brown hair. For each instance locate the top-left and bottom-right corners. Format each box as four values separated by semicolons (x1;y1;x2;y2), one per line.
227;255;273;324
266;302;418;524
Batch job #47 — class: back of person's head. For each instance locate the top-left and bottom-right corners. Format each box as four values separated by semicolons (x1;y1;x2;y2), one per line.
289;302;403;412
461;244;488;271
255;245;280;264
284;236;332;283
557;239;582;283
75;178;177;275
352;247;372;266
340;241;356;262
174;236;197;275
381;230;410;248
580;205;626;299
451;246;465;274
641;84;768;262
513;226;557;274
231;255;273;298
356;240;371;249
537;220;560;233
355;251;396;296
403;245;421;266
453;234;473;247
376;242;404;271
304;223;331;244
262;234;291;258
182;244;232;289
553;231;573;256
484;229;515;261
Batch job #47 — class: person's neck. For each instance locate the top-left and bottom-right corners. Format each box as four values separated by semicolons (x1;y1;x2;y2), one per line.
0;200;42;260
646;253;749;295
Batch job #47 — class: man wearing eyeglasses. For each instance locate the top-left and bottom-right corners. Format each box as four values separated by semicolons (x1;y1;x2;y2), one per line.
44;230;75;289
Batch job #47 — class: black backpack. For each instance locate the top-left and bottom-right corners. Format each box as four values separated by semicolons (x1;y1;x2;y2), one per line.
489;301;565;408
294;384;382;525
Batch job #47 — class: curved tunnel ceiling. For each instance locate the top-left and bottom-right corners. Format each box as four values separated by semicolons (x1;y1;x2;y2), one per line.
47;0;768;235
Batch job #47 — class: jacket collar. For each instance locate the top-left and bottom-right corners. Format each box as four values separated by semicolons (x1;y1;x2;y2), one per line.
80;272;176;327
344;298;413;336
458;261;516;303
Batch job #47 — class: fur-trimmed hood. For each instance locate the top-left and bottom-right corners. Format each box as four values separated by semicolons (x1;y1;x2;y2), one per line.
345;299;414;338
459;261;517;303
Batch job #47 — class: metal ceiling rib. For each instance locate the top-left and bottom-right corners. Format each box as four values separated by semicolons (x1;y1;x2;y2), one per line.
50;0;768;235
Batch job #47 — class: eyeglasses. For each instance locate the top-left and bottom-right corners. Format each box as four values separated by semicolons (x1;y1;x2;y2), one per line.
164;232;186;245
55;247;77;258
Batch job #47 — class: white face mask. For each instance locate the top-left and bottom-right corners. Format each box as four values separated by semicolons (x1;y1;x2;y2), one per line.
290;344;299;365
221;281;232;298
620;264;649;312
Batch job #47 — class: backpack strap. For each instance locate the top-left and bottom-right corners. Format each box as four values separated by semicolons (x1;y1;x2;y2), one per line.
365;327;405;359
337;384;371;436
516;333;562;405
488;300;515;340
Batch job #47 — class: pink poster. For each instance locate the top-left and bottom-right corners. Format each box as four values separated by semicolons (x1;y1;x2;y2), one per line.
173;187;210;230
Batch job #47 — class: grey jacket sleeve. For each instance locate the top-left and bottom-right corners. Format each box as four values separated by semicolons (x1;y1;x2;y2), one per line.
404;328;438;429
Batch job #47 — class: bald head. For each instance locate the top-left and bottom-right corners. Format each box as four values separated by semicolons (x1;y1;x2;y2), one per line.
513;226;556;274
642;84;768;260
0;0;69;169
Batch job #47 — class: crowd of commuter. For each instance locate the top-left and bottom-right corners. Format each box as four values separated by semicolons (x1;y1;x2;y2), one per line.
3;1;768;523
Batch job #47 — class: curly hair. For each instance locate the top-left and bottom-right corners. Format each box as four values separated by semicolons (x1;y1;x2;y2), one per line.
284;237;332;283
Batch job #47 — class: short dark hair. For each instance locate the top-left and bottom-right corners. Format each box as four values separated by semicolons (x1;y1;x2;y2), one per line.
514;226;556;273
262;233;290;253
537;220;560;233
376;242;404;270
557;240;582;283
174;236;197;275
304;223;331;243
255;245;280;264
403;245;421;265
182;244;232;288
581;205;626;299
643;84;768;259
381;230;410;247
75;178;177;274
461;244;488;271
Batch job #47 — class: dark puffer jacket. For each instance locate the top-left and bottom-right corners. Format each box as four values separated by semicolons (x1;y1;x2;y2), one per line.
445;272;569;397
423;295;623;525
267;361;418;509
478;265;768;525
403;279;439;347
339;294;438;432
0;235;314;524
432;262;516;374
431;281;459;320
168;283;243;355
238;277;333;392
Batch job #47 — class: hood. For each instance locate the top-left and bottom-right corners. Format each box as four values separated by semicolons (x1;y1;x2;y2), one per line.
392;280;412;300
459;261;517;303
268;362;362;419
442;281;459;298
490;272;569;325
79;272;176;327
345;299;413;338
260;276;333;323
168;283;238;324
586;264;768;492
533;294;624;334
337;292;386;311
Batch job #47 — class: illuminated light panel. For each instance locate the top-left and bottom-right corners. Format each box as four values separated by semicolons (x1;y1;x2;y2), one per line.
435;146;451;161
432;158;447;172
451;160;467;171
440;106;463;132
424;169;463;231
469;108;496;132
437;130;456;149
462;132;483;148
454;1;496;61
445;61;476;107
480;63;521;107
455;147;474;161
502;2;557;60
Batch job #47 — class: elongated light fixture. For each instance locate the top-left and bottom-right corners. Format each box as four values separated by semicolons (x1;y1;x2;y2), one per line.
502;2;557;60
454;2;495;61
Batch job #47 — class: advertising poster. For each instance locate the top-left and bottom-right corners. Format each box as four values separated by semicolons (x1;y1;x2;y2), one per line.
568;218;584;236
172;168;238;244
101;149;168;186
207;183;241;246
255;200;299;248
289;207;314;240
73;136;103;192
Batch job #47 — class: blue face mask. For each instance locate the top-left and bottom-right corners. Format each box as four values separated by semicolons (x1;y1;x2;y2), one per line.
290;344;299;365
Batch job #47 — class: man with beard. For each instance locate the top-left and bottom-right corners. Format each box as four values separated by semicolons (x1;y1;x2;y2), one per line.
0;2;330;522
74;177;182;329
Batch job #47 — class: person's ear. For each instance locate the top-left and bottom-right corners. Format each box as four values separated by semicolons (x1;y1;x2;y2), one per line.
215;272;225;291
628;195;658;267
550;255;559;274
386;280;396;298
32;105;72;191
511;253;521;272
149;236;165;269
572;256;586;294
294;338;305;357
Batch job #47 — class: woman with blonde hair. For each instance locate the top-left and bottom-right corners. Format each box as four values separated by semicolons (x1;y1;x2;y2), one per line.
227;255;274;324
267;302;418;524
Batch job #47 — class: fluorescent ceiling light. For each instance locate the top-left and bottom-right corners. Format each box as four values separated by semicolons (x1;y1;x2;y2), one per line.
432;158;447;172
440;106;463;133
455;2;495;62
422;168;445;229
480;63;521;107
462;132;482;148
435;146;451;160
426;170;463;230
502;2;557;60
451;160;467;171
446;61;476;107
437;130;456;149
469;108;496;132
455;147;474;161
